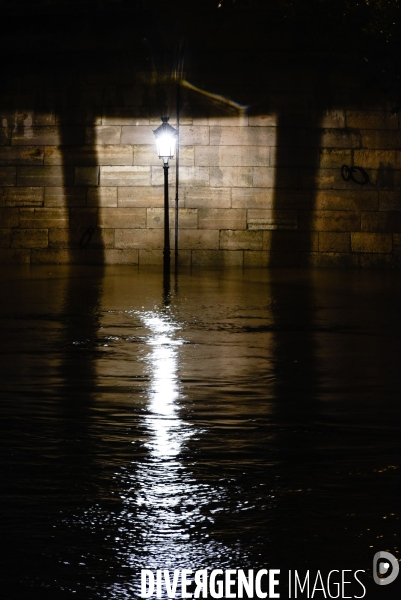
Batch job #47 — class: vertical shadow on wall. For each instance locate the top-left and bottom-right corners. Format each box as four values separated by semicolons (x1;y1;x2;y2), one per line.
51;86;107;594
45;12;111;589
54;16;107;453
268;106;323;267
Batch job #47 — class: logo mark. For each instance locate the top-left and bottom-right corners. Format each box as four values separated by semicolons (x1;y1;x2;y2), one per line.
373;551;399;586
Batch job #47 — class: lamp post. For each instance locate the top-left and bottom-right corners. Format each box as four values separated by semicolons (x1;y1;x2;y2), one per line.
153;117;178;276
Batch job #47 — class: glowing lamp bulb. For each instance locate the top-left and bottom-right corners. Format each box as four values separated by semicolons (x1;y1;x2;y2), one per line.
153;117;177;164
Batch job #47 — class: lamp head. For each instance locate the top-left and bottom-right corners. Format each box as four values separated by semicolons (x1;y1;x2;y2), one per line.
153;117;177;165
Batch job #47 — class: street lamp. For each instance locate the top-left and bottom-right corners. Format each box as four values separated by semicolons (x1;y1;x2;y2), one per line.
153;117;177;275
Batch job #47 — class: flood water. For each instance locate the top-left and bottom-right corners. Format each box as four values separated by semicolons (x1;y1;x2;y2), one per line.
0;265;400;600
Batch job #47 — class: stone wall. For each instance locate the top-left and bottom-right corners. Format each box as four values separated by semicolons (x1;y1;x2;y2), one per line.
1;4;401;268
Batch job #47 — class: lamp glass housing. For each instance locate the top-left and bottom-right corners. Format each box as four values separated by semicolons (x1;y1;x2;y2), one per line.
154;117;177;164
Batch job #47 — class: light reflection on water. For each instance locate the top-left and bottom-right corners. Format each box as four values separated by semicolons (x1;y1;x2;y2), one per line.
109;307;247;599
0;267;400;599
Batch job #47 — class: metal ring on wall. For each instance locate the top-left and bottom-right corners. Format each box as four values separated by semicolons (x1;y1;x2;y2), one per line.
341;164;370;185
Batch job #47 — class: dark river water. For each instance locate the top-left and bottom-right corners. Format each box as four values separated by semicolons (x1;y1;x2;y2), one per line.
0;266;400;600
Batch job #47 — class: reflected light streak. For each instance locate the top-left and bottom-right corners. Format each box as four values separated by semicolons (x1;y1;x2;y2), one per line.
141;312;187;461
105;308;243;599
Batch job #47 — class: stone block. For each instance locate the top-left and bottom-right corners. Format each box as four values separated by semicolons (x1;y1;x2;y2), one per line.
69;208;98;230
366;167;401;190
300;168;353;190
151;167;176;186
121;126;156;145
115;228;164;249
174;146;194;167
314;129;361;149
243;251;269;267
138;249;190;266
191;250;244;267
103;249;139;265
319;109;346;128
0;208;19;227
0;229;11;247
137;249;164;265
274;128;306;148
379;192;401;211
0;167;16;186
0;146;44;166
20;208;69;228
98;208;146;229
269;146;318;168
151;166;208;187
45;187;87;207
17;166;74;187
353;149;400;169
319;232;351;252
351;232;392;253
87;187;117;207
232;188;310;210
4;187;43;207
118;186;164;208
248;115;277;127
195;146;269;167
177;167;210;187
85;126;121;145
44;145;133;166
314;190;378;211
247;209;297;230
147;208;198;229
254;167;298;188
319;148;352;168
207;115;249;127
100;166;151;186
300;252;359;268
361;211;401;232
198;208;246;230
346;111;398;130
179;126;209;145
276;190;311;210
30;249;74;264
178;230;219;249
263;231;318;252
359;254;396;268
48;227;111;249
189;115;209;126
210;126;275;146
11;126;84;146
184;187;231;209
0;249;30;263
361;131;401;150
134;145;194;167
298;210;360;231
0;110;54;127
210;167;252;187
220;230;263;250
11;229;48;248
245;250;300;267
75;166;99;186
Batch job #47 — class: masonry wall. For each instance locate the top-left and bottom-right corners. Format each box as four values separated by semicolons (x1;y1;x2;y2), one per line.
1;5;401;268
